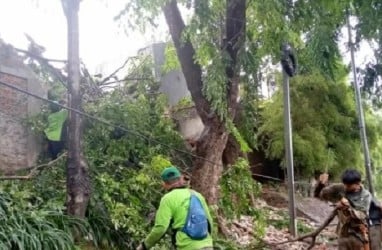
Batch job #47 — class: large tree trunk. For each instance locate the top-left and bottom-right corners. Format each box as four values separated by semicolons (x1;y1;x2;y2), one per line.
62;0;91;218
163;0;246;205
192;120;229;205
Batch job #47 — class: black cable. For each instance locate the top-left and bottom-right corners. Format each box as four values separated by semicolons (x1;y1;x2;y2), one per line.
0;79;284;182
0;29;245;164
0;29;287;182
0;80;218;164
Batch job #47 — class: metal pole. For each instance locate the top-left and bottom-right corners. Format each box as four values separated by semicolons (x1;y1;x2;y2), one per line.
283;69;297;236
346;11;374;195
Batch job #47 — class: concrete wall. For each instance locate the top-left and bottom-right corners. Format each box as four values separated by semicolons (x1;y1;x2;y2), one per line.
171;107;205;142
150;42;191;106
0;42;46;173
148;42;205;141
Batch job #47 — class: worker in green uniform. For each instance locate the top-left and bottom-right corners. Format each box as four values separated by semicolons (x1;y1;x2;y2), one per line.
136;166;214;250
44;101;68;159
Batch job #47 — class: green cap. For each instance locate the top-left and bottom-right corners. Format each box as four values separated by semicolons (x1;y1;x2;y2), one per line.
161;166;181;182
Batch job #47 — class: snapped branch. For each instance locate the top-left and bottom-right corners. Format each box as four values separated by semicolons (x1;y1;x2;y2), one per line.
0;153;67;181
15;47;68;86
98;56;139;86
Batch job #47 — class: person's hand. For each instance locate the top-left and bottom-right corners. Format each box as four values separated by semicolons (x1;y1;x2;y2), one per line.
136;243;144;250
318;173;329;185
336;197;350;210
336;201;345;209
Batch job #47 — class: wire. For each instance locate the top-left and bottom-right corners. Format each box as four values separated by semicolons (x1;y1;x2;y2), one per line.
0;28;285;182
0;78;284;182
0;79;219;165
99;77;152;86
14;48;67;63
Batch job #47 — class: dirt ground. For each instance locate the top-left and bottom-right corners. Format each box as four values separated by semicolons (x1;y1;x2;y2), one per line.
229;187;339;250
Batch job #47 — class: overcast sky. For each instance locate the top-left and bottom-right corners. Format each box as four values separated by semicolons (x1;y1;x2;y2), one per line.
0;0;168;76
0;0;375;80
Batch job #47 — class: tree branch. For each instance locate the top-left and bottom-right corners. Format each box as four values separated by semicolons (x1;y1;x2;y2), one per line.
80;61;104;100
225;0;246;116
15;48;68;86
0;153;67;180
273;208;338;249
98;56;152;88
99;77;152;86
15;48;67;63
98;56;138;86
162;0;214;124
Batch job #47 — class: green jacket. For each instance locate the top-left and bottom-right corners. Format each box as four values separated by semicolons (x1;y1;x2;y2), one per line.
44;109;68;141
144;187;213;250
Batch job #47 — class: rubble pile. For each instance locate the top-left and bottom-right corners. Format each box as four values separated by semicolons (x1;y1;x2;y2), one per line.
225;192;338;250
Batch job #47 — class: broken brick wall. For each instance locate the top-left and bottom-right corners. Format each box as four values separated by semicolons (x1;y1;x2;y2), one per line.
0;42;47;174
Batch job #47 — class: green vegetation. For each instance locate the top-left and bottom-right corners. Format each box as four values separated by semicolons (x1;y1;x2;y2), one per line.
2;0;382;249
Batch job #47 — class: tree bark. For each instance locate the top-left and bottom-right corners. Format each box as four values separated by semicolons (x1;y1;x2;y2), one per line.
62;0;91;218
162;0;212;124
192;122;229;205
223;105;247;166
225;0;246;117
162;0;246;205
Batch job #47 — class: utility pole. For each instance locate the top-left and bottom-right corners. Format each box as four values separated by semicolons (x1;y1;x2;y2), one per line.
346;10;374;195
281;43;297;236
61;0;91;218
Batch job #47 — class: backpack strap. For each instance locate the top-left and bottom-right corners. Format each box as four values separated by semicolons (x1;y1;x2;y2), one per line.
169;190;194;250
170;219;178;250
189;190;211;234
171;189;211;247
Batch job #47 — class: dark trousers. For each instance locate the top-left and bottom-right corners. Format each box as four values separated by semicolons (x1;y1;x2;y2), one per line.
370;225;381;250
48;140;64;159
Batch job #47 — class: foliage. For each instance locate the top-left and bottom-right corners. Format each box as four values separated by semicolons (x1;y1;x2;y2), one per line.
220;158;262;219
358;62;382;108
20;72;268;249
366;111;382;196
236;100;261;150
352;0;382;107
354;0;382;50
257;70;377;177
20;45;264;248
12;0;382;249
16;58;190;248
292;0;349;78
117;0;251;149
23;103;50;138
162;43;181;74
268;210;312;235
81;75;191;248
172;96;194;112
0;182;90;250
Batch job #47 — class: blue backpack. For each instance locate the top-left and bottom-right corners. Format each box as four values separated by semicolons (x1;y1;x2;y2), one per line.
181;191;209;240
